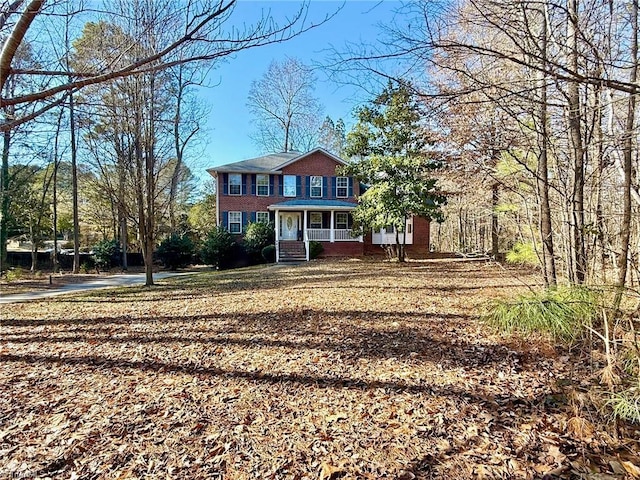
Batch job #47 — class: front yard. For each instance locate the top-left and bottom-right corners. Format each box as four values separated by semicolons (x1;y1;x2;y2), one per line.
1;259;637;478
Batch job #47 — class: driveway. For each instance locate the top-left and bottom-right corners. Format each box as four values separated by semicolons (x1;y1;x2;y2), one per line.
0;272;196;304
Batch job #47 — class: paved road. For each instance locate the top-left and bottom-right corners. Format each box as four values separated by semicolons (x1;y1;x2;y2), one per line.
0;272;196;304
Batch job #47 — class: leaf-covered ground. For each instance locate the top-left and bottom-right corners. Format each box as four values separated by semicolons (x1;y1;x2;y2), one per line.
1;258;638;479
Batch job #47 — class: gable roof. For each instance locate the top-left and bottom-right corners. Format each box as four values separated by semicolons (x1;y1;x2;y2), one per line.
207;148;347;175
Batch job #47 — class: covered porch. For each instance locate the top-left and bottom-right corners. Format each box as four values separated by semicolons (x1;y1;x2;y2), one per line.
269;200;363;262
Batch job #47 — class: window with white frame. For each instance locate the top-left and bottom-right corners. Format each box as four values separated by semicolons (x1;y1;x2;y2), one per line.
336;212;348;230
257;174;269;196
228;211;242;233
283;175;296;197
336;177;348;197
310;212;322;228
310;176;323;198
256;211;270;224
228;174;241;195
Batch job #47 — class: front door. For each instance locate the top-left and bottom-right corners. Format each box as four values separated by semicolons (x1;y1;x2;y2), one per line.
280;213;300;240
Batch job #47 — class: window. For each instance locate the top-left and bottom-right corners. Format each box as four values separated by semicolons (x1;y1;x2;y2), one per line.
310;176;322;198
257;174;269;196
283;175;296;197
310;212;322;229
336;177;348;197
336;212;348;230
228;174;241;195
228;211;242;233
256;211;270;224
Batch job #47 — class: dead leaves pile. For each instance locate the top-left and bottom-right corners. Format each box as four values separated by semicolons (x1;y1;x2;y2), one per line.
1;259;638;479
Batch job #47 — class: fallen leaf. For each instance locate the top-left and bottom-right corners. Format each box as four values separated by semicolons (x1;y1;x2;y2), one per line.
622;460;640;478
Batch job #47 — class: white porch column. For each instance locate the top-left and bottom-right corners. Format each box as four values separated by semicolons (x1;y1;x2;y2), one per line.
303;209;308;240
274;210;280;263
303;209;309;261
330;210;335;243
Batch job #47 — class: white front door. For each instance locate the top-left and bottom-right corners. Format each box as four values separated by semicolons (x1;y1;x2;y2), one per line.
280;213;300;240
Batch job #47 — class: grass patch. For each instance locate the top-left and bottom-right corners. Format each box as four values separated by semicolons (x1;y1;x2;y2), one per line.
607;387;640;424
506;242;538;267
484;286;600;342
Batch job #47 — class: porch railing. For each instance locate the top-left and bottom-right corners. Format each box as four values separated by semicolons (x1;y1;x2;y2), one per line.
306;229;331;241
306;228;360;242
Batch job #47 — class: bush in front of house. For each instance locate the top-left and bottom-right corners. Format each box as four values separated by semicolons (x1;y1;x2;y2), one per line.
309;241;323;260
157;234;195;270
261;244;276;263
200;226;235;269
93;239;121;270
243;221;275;263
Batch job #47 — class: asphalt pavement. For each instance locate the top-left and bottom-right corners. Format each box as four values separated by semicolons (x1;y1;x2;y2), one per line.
0;271;196;304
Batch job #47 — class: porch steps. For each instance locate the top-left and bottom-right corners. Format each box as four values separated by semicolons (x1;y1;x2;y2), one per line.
279;241;306;262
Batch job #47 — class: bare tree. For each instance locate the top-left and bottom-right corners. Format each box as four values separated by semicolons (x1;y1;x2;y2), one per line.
0;0;334;281
0;1;330;132
331;0;639;287
247;57;323;152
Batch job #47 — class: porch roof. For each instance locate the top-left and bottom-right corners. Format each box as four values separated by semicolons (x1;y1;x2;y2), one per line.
268;199;357;211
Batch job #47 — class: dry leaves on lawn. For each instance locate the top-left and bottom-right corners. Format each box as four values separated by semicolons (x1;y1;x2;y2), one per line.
1;258;638;479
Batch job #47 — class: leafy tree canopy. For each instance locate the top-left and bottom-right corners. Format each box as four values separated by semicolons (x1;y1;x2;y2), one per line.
341;81;446;260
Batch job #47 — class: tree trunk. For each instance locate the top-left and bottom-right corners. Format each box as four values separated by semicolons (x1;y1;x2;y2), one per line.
0;0;44;92
29;212;37;272
615;0;638;309
567;0;587;284
395;227;404;262
284;117;291;152
52;154;58;273
143;74;157;286
594;83;607;283
69;92;80;273
0;128;9;273
536;0;556;287
491;182;499;259
169;65;184;233
119;214;128;271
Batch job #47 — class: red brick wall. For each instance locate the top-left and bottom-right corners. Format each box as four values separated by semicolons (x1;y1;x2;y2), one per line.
215;151;359;224
282;151;341;176
406;216;431;256
282;152;360;198
216;174;275;214
318;241;364;257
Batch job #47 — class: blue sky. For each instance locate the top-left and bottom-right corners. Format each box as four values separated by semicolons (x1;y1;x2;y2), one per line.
199;1;400;174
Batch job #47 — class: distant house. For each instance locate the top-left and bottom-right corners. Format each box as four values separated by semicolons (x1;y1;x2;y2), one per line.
207;148;431;262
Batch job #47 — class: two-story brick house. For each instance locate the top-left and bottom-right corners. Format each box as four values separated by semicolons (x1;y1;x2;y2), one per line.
207;148;431;262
